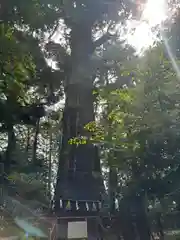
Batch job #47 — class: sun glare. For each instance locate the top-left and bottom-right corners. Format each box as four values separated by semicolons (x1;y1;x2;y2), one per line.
127;0;168;53
142;0;167;26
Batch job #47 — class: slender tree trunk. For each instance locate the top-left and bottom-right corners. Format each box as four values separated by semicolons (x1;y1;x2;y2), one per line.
48;129;53;199
109;166;117;213
119;197;137;240
133;195;151;240
129;164;151;240
156;212;164;240
106;74;118;214
0;1;7;21
5;124;16;173
25;127;30;159
32;119;40;166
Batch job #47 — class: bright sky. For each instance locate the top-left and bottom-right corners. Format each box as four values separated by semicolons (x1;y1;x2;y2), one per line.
127;0;168;53
50;0;172;62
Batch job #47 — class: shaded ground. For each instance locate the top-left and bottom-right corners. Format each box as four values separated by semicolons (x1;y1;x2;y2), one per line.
0;209;23;238
165;230;180;240
0;209;46;239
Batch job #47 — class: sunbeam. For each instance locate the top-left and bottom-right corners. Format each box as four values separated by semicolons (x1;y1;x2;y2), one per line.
127;0;170;53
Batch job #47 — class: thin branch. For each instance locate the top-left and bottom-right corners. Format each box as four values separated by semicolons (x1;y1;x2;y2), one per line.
93;32;112;49
48;21;60;41
92;20;118;50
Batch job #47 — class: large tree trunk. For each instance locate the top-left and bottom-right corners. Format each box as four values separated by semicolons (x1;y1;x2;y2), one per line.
56;22;96;182
54;21;103;240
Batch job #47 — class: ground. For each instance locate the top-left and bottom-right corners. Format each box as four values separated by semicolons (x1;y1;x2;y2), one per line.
165;230;180;240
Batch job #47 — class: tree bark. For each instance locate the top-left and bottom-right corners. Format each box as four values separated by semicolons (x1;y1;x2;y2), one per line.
133;195;151;240
109;166;117;213
156;212;164;240
4;124;16;173
119;198;137;240
48;128;53;199
32;119;40;166
56;21;96;181
25;127;30;156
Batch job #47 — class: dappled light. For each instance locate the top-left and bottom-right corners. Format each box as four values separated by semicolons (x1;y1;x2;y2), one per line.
127;0;177;54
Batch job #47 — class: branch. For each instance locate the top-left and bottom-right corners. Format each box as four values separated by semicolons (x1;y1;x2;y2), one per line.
93;32;112;50
92;21;118;50
47;21;60;41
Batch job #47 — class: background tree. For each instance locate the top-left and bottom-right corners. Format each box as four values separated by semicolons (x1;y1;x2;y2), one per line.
82;44;180;239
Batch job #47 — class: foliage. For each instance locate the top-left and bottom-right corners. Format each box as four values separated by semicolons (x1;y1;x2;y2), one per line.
82;45;180;207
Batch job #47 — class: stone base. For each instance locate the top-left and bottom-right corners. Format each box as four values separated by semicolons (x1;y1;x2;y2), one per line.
56;217;100;239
